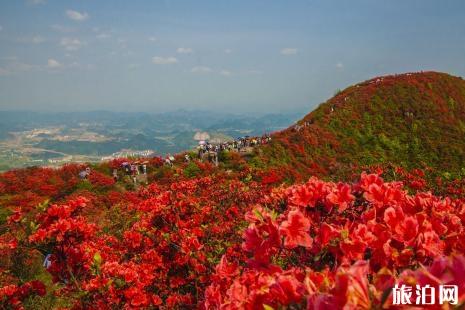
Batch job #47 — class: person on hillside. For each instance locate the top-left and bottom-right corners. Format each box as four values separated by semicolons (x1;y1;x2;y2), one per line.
185;154;190;162
130;164;137;176
142;164;147;175
112;169;118;182
43;254;52;269
165;155;173;167
198;147;203;160
79;167;91;179
122;162;130;174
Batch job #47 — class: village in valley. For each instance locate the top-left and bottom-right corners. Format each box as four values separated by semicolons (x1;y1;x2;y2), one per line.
0;110;296;171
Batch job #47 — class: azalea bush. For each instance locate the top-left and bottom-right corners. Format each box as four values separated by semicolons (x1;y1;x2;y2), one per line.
0;164;267;308
1;160;465;309
205;173;465;308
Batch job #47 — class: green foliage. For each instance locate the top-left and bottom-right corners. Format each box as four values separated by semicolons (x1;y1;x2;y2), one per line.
183;162;202;178
0;205;11;226
75;180;93;191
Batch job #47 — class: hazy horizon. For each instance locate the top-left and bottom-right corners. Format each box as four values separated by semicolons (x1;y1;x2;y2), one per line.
0;108;306;118
1;0;465;113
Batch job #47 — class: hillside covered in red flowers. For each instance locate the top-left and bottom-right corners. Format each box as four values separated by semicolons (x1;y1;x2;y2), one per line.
2;71;465;309
253;71;465;182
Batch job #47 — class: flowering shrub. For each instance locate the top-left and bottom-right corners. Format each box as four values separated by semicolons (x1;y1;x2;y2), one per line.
205;173;465;308
87;170;116;188
0;163;268;308
1;158;465;308
0;281;46;308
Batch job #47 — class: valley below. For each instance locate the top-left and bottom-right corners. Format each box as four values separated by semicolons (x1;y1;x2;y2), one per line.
0;110;298;171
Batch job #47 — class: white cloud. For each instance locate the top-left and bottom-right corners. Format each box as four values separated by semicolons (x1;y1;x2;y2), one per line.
280;48;298;55
0;67;10;76
96;33;111;39
1;61;39;74
224;49;232;54
220;70;232;77
69;62;95;70
177;47;193;54
66;10;89;21
117;38;128;48
336;62;344;69
47;59;62;68
18;35;46;44
191;66;212;73
0;58;77;75
148;36;157;42
51;24;76;33
0;56;17;61
152;56;178;65
32;36;45;44
246;69;263;75
128;63;140;69
60;38;84;51
27;0;46;5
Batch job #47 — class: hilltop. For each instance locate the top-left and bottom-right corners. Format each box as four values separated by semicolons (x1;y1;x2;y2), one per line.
253;71;465;181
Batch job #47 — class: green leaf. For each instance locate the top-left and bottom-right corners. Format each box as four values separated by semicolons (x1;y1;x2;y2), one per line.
253;209;264;221
36;199;50;212
93;252;102;267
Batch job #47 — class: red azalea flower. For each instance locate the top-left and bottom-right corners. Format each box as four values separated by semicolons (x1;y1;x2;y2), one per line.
327;183;355;212
280;209;312;249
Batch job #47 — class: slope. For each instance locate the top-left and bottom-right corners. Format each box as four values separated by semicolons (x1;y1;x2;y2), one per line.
252;71;465;181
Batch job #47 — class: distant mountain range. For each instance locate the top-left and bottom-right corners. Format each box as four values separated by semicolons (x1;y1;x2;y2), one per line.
0;109;300;170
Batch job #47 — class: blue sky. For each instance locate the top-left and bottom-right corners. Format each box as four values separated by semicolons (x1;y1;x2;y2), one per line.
0;0;464;114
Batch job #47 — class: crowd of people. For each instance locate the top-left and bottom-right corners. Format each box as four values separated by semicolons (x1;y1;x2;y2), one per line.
292;120;312;132
77;134;272;182
196;134;272;165
118;161;148;184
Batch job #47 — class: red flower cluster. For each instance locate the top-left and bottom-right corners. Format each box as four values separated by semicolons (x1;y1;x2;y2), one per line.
0;281;46;308
205;173;465;308
1;160;465;308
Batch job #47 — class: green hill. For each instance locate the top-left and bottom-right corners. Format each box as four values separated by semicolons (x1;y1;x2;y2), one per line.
252;71;465;181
